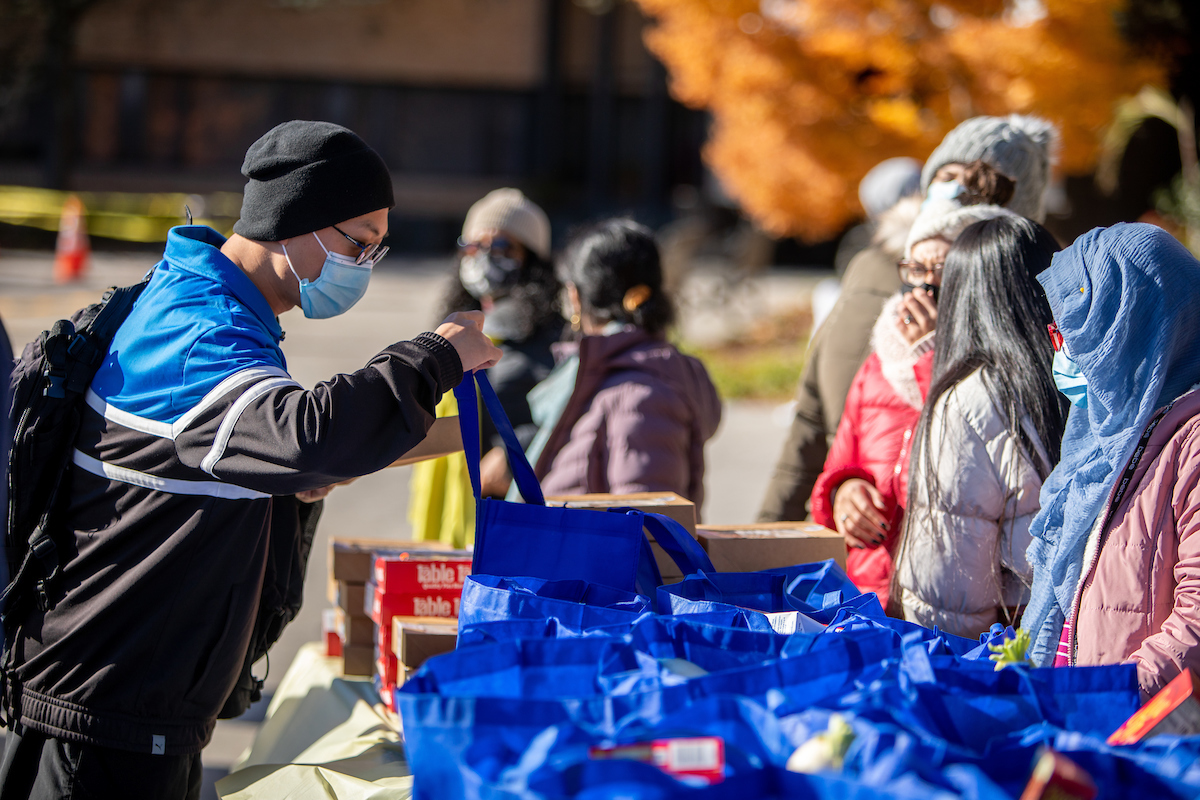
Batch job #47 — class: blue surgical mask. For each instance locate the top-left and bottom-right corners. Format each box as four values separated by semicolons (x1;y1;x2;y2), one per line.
922;180;965;210
281;233;372;319
1052;347;1088;408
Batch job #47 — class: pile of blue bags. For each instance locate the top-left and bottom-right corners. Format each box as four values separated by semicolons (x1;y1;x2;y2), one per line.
402;373;1200;798
395;560;1200;799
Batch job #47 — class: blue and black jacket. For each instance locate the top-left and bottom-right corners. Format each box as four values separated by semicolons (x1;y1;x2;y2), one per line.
7;226;461;755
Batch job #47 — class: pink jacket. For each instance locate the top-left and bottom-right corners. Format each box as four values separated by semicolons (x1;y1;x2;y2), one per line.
1070;387;1200;698
535;328;722;512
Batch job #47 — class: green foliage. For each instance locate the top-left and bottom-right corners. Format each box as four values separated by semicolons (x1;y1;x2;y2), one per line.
686;342;806;400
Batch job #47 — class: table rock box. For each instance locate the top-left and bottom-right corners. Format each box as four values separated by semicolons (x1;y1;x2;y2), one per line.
697;523;846;573
546;492;698;584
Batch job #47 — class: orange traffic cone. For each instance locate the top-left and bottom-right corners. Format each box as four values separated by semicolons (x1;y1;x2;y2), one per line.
54;194;90;283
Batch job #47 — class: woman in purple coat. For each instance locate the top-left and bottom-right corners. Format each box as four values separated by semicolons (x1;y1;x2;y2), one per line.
519;219;722;514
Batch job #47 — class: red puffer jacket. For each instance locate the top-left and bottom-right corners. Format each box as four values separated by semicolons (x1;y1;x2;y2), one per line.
811;293;933;608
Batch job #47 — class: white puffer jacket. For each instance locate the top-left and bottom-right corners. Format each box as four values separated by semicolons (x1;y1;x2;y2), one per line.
894;368;1048;639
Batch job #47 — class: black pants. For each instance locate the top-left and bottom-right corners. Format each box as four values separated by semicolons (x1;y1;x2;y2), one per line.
0;727;202;800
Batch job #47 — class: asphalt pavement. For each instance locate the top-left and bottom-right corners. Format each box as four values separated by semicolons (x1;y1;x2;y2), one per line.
0;248;826;796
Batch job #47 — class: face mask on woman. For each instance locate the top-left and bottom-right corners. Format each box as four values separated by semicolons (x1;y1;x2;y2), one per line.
921;179;965;210
1052;347;1089;408
460;252;522;300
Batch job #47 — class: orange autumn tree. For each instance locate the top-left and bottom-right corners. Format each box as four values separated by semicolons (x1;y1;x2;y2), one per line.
633;0;1167;240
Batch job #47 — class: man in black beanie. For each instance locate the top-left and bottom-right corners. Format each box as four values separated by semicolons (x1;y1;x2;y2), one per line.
0;121;501;800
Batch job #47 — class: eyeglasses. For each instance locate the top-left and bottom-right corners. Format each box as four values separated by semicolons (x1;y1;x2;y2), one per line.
332;224;389;266
457;236;520;259
1047;322;1064;352
897;260;944;286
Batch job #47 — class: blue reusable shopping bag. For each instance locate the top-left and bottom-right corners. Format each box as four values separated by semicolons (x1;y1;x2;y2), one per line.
658;560;874;630
457;574;651;635
456;371;714;600
397;628;899;800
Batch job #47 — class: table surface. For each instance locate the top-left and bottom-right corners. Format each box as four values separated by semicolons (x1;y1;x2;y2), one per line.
217;643;411;800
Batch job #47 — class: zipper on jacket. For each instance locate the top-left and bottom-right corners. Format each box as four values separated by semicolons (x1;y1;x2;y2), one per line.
1068;502;1116;665
1068;399;1179;664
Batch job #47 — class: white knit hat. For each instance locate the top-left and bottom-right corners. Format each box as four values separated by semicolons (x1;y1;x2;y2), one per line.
904;199;1021;259
920;115;1058;222
462;188;551;260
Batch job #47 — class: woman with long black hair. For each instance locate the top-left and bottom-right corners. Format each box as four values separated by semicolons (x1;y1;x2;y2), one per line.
892;215;1068;639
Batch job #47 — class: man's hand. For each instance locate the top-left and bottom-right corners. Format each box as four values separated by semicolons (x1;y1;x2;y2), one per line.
297;485;334;503
833;478;890;548
436;311;503;372
297;475;359;503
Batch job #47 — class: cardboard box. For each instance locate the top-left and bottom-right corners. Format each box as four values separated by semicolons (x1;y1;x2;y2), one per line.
322;609;342;657
342;644;373;676
392;617;458;671
387;416;463;468
332;606;374;646
546;492;698;582
375;652;399;687
1018;750;1096;800
697;523;846;573
331;581;367;617
373;553;472;595
330;536;459;584
1108;668;1200;744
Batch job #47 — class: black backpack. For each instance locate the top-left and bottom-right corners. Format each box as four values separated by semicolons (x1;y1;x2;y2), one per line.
3;278;316;720
3;280;149;625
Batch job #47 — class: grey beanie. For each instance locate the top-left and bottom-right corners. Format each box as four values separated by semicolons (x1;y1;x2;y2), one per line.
233;120;394;242
921;115;1058;222
859;157;922;219
904;199;1020;259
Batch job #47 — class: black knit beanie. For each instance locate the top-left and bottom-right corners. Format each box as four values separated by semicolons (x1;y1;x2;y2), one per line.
233;120;394;242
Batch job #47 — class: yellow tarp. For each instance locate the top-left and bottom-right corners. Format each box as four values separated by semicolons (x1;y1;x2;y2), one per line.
0;185;240;242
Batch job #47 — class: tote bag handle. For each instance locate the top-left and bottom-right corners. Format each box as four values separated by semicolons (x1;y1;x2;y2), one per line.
455;370;545;506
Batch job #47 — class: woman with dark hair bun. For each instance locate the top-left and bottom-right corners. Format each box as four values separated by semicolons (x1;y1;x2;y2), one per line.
892;215;1067;639
517;218;721;512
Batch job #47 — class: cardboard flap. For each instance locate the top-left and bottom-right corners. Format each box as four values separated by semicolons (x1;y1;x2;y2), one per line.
388;416;463;467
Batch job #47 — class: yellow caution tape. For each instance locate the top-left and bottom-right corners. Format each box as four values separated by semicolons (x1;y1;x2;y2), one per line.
0;185;241;243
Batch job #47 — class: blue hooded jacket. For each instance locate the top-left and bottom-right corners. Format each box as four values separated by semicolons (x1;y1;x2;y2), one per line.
1025;223;1200;665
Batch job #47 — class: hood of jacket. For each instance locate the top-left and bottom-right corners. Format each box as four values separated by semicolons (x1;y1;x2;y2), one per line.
1024;222;1200;664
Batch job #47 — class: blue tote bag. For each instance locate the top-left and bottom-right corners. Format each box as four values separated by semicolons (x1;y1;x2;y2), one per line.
456;371;714;598
457;574;651;635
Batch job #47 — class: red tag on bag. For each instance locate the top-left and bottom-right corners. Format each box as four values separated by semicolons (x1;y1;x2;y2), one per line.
589;737;725;785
